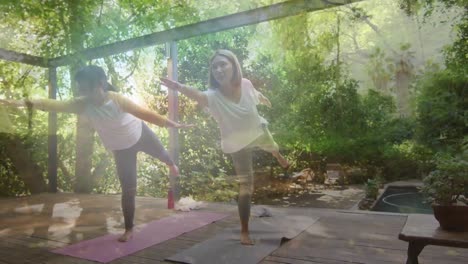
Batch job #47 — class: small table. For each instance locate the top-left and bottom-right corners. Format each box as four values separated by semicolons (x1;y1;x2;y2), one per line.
399;214;468;264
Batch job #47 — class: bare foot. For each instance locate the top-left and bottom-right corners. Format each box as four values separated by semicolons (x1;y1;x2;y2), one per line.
169;164;179;177
240;232;255;245
118;230;133;242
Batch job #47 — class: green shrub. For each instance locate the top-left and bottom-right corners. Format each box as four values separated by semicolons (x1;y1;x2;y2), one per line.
416;69;467;153
380;140;434;182
365;178;379;199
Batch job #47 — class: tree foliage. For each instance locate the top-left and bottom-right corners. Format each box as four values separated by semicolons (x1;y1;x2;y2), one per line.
0;0;465;197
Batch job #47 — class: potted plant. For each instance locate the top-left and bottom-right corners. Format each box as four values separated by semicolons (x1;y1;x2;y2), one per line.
358;178;380;210
421;151;468;231
365;178;379;200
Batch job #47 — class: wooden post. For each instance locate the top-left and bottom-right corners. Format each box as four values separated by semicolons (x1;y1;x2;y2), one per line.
48;67;58;192
166;42;179;208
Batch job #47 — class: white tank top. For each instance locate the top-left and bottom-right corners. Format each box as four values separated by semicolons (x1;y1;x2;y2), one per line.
204;80;267;153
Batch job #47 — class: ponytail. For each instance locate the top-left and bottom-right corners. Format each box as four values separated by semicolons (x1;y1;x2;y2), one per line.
106;82;119;92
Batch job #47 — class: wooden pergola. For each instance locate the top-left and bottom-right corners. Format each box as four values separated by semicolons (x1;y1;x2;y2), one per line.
0;0;360;193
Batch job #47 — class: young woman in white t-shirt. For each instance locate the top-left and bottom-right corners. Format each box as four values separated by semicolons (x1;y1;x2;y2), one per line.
0;65;193;242
161;49;289;245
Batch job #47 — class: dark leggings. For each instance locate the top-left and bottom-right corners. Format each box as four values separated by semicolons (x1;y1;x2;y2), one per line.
113;123;174;230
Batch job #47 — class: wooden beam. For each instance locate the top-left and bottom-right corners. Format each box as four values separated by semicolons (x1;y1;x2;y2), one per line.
48;67;58;192
0;48;48;67
48;0;361;67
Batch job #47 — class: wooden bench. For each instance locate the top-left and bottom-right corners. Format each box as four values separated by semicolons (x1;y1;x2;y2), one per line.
398;214;468;264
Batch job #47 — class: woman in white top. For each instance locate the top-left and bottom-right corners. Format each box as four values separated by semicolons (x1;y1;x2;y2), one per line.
0;65;193;242
161;49;289;245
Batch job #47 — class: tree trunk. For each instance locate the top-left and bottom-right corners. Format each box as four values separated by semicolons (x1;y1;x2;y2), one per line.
335;12;341;87
395;51;414;117
4;136;47;194
68;0;95;193
91;154;111;184
395;67;411;117
74;118;95;193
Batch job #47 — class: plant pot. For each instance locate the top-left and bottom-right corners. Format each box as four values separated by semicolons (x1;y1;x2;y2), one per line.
432;204;468;232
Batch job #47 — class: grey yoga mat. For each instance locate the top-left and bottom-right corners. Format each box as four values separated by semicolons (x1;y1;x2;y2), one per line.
167;213;319;264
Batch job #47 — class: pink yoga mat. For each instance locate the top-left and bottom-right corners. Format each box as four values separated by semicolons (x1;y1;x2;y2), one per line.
51;211;228;263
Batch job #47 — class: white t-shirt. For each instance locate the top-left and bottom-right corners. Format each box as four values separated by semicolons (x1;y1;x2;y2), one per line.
204;79;267;153
31;91;168;151
84;99;142;151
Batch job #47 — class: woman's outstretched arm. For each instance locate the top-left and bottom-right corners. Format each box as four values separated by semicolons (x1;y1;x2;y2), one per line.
0;98;85;113
242;78;272;108
160;78;208;108
109;92;194;129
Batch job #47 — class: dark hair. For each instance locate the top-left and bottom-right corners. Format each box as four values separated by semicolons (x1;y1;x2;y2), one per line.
208;49;243;89
74;65;118;92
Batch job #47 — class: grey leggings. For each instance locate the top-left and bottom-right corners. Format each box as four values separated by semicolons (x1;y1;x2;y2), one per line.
230;148;254;225
230;126;277;224
113;123;174;230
